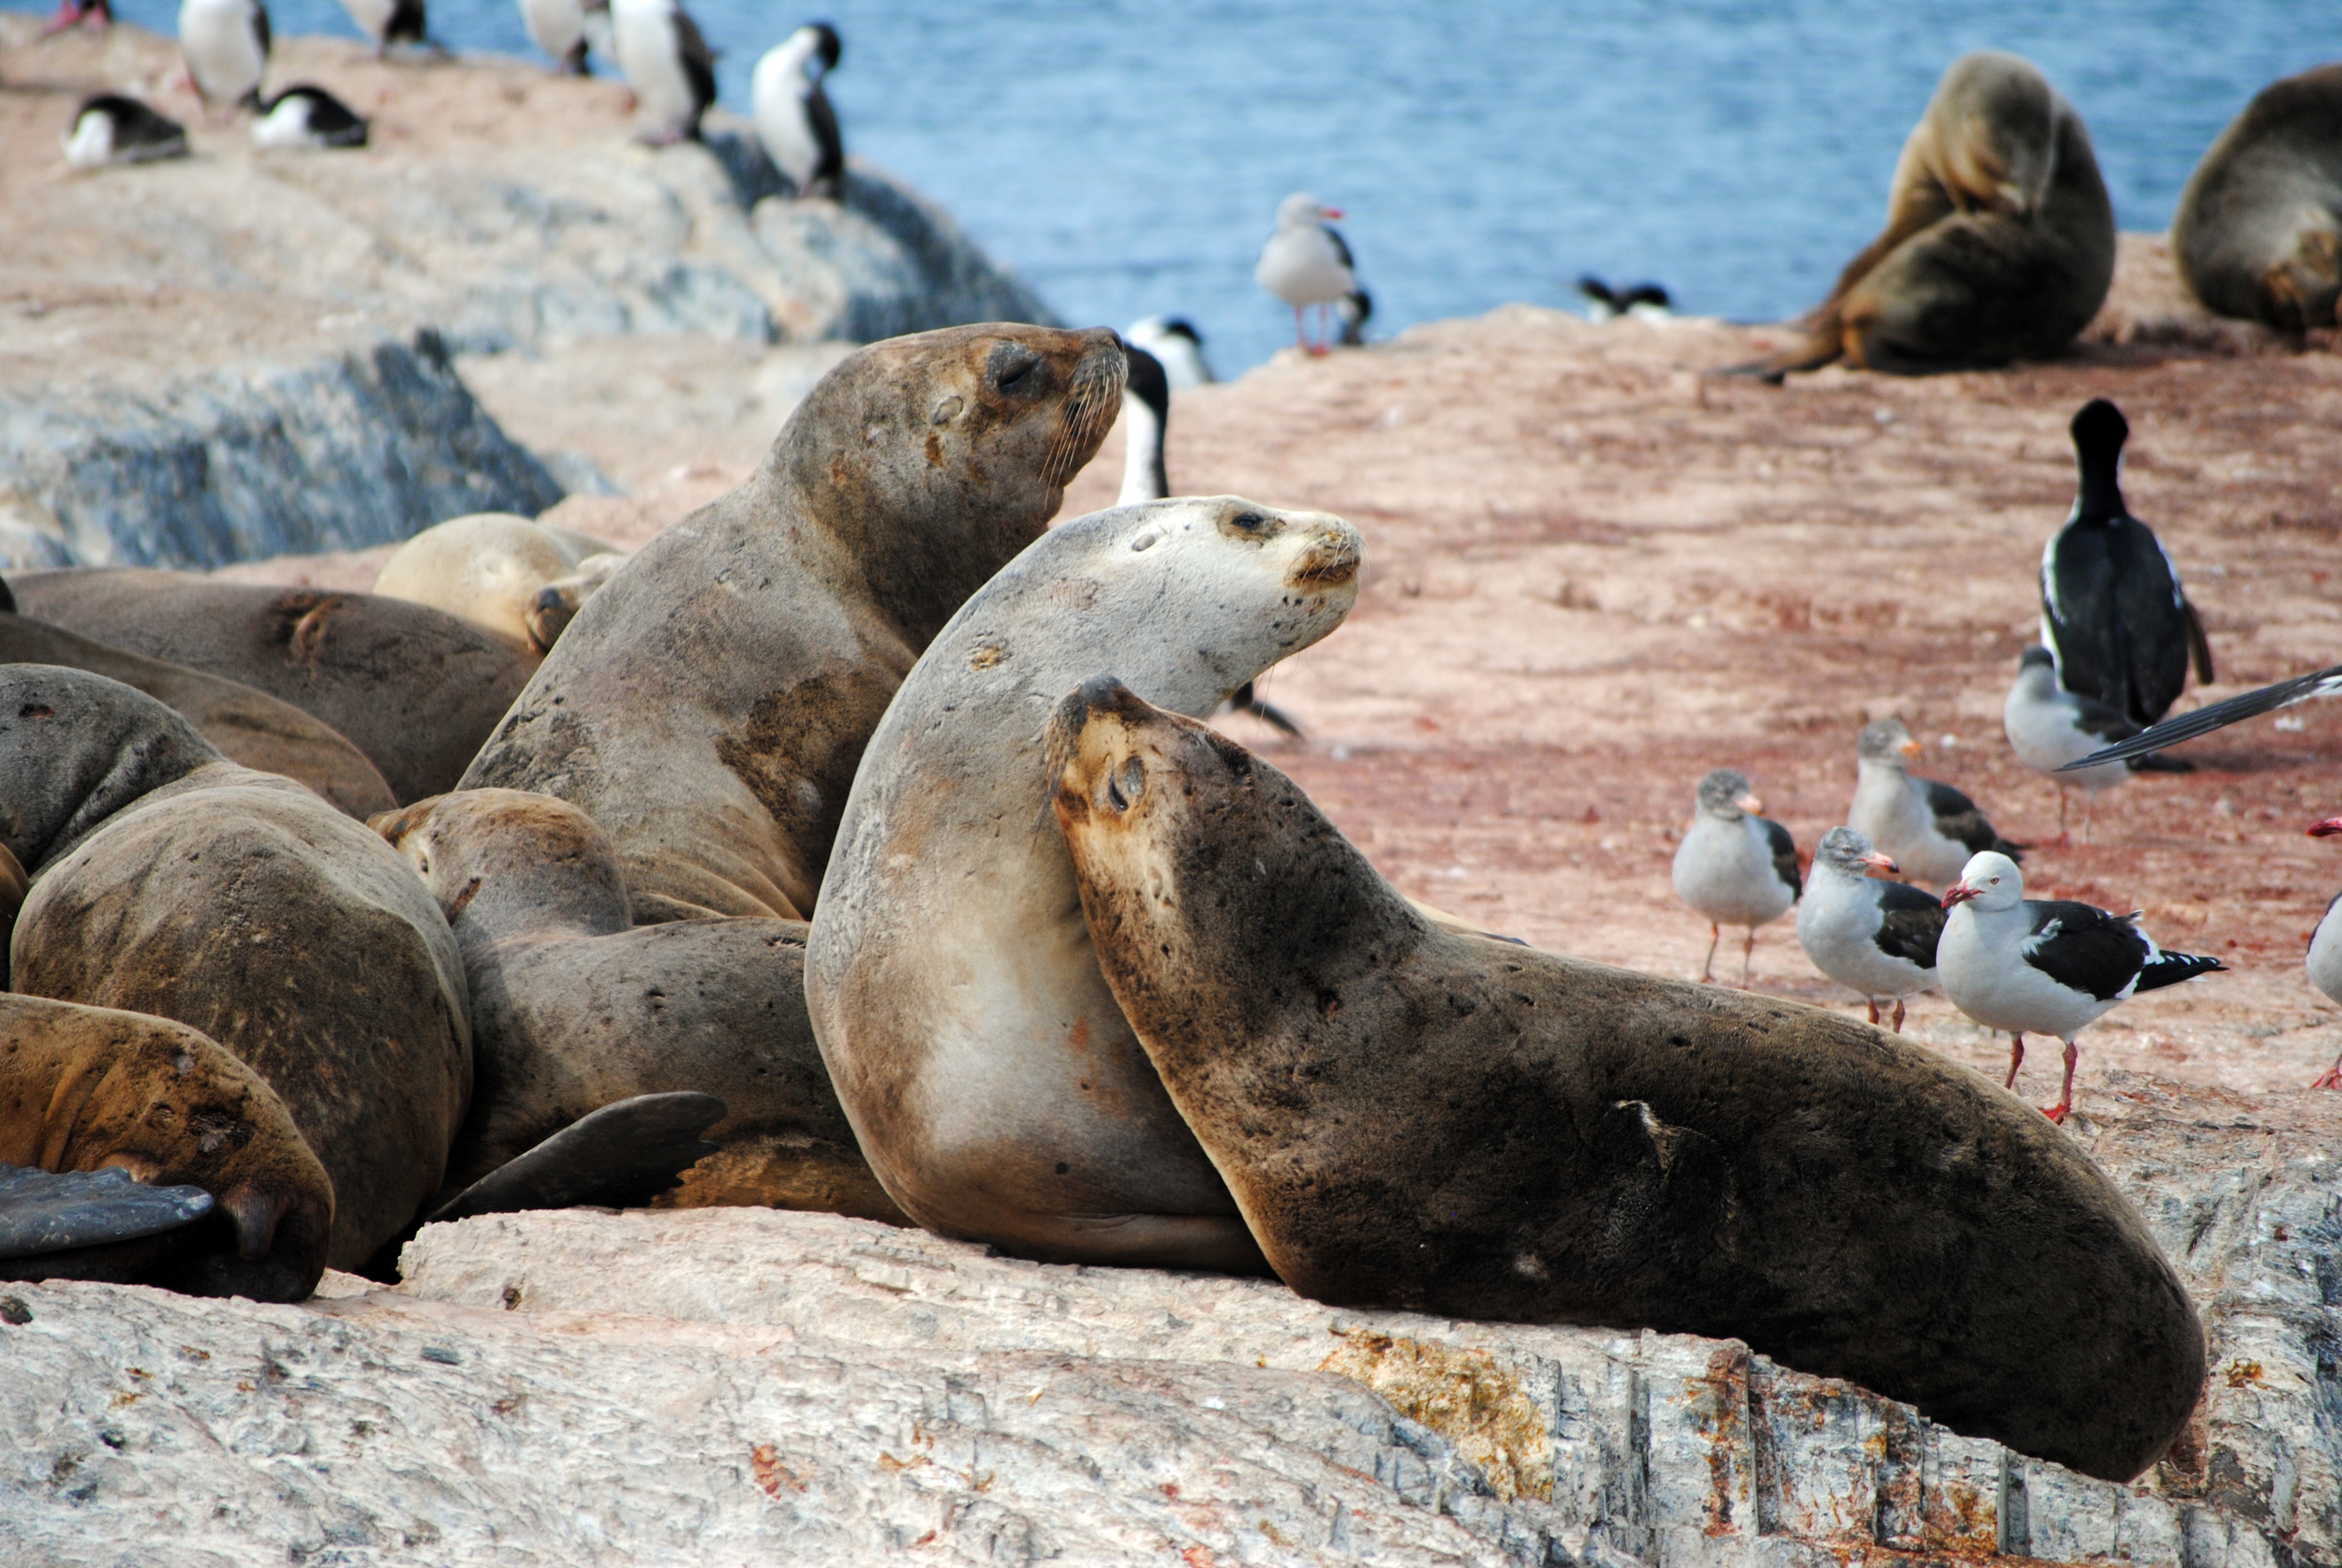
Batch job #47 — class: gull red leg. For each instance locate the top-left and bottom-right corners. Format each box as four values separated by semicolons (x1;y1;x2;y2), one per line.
2042;1039;2078;1123
2004;1033;2024;1090
2312;1052;2340;1091
1739;928;1756;988
1292;305;1310;352
1699;923;1720;984
1890;998;1905;1033
1866;998;1881;1027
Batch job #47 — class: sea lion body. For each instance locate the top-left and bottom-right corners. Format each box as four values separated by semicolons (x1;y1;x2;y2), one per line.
1048;680;2203;1485
807;497;1360;1271
0;995;334;1301
9;569;538;804
1754;52;2114;377
2174;65;2342;331
371;511;629;655
460;324;1126;925
3;667;470;1270
0;610;395;819
376;788;901;1220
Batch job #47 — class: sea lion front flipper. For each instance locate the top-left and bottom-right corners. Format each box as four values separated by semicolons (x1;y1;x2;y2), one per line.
424;1091;727;1225
0;1162;215;1261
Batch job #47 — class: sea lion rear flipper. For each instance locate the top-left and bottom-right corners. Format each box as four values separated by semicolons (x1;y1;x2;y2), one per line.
0;1163;214;1265
424;1091;727;1226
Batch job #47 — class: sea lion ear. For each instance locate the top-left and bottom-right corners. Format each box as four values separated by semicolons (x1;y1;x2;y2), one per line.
928;394;964;426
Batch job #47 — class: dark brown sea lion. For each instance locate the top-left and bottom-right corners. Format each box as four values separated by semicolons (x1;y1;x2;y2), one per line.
1742;52;2115;378
807;496;1360;1273
460;322;1126;925
3;666;470;1272
374;787;902;1220
2173;64;2342;331
8;569;539;804
0;994;334;1301
0;609;395;820
1046;677;2204;1485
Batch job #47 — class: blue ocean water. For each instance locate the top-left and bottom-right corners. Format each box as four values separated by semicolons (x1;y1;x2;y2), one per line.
13;0;2332;372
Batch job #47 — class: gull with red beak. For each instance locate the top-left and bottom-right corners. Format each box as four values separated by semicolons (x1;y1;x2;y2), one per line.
1255;193;1360;355
1796;826;1945;1031
2304;817;2342;1088
1671;768;1801;985
1849;717;2023;890
1937;851;2223;1123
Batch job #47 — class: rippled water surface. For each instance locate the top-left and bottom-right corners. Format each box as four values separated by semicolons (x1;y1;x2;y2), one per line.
15;0;2332;371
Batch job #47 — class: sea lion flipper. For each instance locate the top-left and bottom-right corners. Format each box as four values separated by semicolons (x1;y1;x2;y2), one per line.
0;1163;215;1260
425;1092;727;1225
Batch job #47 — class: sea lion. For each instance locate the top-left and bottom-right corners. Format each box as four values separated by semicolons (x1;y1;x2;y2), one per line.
1742;52;2115;378
2173;64;2342;331
807;496;1361;1271
0;607;395;820
3;666;470;1271
9;569;539;804
460;323;1126;925
0;994;334;1301
374;787;903;1220
370;511;630;656
1045;677;2204;1485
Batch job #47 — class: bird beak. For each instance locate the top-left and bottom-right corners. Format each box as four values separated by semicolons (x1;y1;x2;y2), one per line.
1735;792;1764;816
1321;206;1344;219
1862;851;1899;876
2310;818;2342;838
1899;738;1922;758
1940;881;1977;909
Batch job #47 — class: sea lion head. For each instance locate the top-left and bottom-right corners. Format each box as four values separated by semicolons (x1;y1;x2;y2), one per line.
1934;52;2060;218
524;552;628;653
374;788;630;943
2261;221;2342;332
775;322;1128;643
0;664;224;877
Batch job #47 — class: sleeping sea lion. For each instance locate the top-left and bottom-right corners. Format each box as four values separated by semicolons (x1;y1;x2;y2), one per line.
8;570;539;804
1045;677;2204;1486
460;323;1126;925
806;496;1360;1272
1742;52;2115;378
3;666;470;1271
2173;64;2342;331
373;787;902;1220
371;511;630;655
0;994;334;1301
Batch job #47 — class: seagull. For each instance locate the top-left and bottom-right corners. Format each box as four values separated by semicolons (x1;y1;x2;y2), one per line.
1671;768;1801;985
1255;193;1357;355
2040;398;2215;731
518;0;594;72
2065;658;2342;772
1796;826;1945;1032
2306;818;2342;1090
1938;851;2224;1123
178;0;270;114
1849;717;2023;890
752;21;842;199
1124;317;1214;389
612;0;716;144
2003;645;2140;839
1578;277;1673;320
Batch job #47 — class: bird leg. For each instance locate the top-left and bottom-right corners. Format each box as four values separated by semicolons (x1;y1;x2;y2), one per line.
2083;791;2097;847
1890;998;1906;1033
1866;998;1881;1027
1312;303;1333;357
2312;1052;2341;1091
1739;928;1757;988
2049;785;2071;847
1699;923;1720;984
2003;1032;2025;1089
1292;305;1310;353
2042;1039;2079;1123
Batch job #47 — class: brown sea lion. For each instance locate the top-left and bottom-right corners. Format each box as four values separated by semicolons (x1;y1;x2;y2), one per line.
8;569;539;804
0;609;395;820
3;666;470;1271
460;322;1126;925
1742;52;2115;378
374;787;902;1220
0;995;334;1301
806;496;1360;1273
370;512;630;656
2173;64;2342;331
1045;677;2203;1485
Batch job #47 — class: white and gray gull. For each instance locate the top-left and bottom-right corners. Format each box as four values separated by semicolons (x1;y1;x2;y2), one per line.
752;21;842;199
1796;826;1944;1032
1849;717;2023;890
1938;851;2223;1123
613;0;716;144
1671;768;1801;985
518;0;606;73
2003;645;2139;839
2040;398;2214;731
1255;193;1359;355
2305;817;2342;1090
178;0;270;114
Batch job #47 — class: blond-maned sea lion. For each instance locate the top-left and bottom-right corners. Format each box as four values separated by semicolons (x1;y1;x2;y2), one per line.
1743;52;2115;378
2173;64;2342;331
3;666;470;1272
0;995;334;1301
371;511;630;656
8;569;539;805
1046;677;2203;1485
374;787;903;1220
807;497;1360;1272
460;323;1126;925
0;607;395;820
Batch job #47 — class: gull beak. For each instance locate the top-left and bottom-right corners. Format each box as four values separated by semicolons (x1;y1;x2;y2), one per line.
2310;818;2342;838
1939;881;1978;909
1735;792;1764;816
1862;851;1899;877
1321;206;1344;220
1899;738;1922;759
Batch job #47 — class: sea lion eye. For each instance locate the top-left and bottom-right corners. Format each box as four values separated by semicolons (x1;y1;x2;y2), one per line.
986;343;1045;394
1230;512;1266;533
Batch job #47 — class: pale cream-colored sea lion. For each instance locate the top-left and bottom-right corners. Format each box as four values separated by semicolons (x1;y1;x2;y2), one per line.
2173;64;2342;331
0;607;395;820
0;994;334;1301
8;570;540;804
371;512;630;655
373;787;903;1220
1742;52;2115;378
3;666;470;1272
460;323;1127;925
807;496;1361;1272
1046;677;2204;1485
